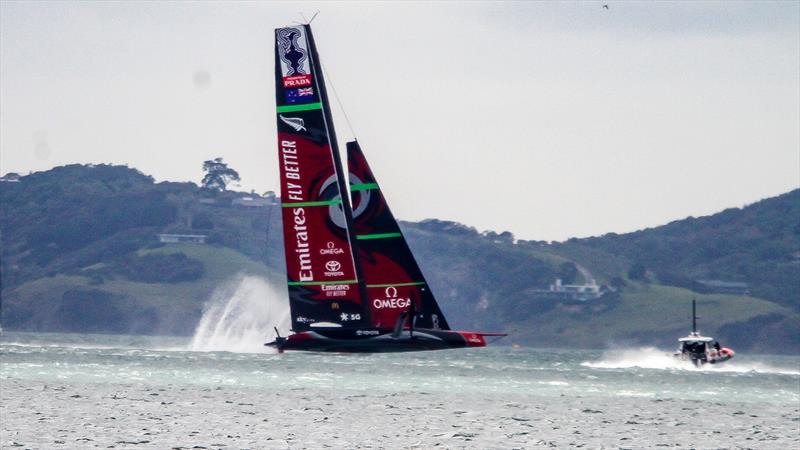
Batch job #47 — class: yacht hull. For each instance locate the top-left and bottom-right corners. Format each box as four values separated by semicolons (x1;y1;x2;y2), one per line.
265;328;501;353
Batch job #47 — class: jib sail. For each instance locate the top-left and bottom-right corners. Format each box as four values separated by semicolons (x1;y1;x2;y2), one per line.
275;25;368;330
347;140;450;330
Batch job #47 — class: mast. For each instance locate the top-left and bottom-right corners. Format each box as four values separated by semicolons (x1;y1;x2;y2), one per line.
692;298;697;334
304;25;371;324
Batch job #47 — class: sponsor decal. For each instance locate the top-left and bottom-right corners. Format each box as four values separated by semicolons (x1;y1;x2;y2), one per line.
466;334;483;344
280;139;313;282
322;283;350;297
285;87;315;104
348;173;372;219
356;329;379;336
339;312;362;322
321;284;350;291
296;316;314;324
317;174;349;230
372;286;412;310
276;27;311;80
320;241;344;255
283;74;312;88
324;260;344;277
279;115;307;132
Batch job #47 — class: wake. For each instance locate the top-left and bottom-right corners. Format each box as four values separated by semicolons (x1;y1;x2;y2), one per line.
582;347;799;376
188;275;291;354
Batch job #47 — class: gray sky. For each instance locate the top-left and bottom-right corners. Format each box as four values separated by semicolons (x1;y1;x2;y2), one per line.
2;1;798;241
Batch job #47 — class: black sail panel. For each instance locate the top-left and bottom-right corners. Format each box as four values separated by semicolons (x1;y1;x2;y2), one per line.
347;141;450;330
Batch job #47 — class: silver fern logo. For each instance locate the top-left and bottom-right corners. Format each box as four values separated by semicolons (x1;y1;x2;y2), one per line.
279;115;306;132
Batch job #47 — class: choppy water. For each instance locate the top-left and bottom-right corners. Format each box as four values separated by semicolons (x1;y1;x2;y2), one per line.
2;331;798;449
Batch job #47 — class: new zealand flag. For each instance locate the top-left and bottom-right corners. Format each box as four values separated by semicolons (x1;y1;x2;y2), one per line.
285;87;315;104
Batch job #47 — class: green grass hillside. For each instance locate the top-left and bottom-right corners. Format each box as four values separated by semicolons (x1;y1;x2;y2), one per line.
4;244;277;335
507;282;794;352
557;189;800;309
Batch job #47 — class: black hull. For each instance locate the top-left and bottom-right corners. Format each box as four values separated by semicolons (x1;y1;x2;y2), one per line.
265;328;494;353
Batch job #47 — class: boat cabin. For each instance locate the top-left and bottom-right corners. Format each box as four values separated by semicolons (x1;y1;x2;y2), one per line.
678;333;719;355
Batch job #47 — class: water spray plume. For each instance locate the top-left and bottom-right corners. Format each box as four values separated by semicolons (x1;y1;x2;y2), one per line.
189;275;290;353
583;347;800;375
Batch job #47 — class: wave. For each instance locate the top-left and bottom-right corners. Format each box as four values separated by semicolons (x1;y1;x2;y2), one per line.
582;347;800;376
188;275;291;354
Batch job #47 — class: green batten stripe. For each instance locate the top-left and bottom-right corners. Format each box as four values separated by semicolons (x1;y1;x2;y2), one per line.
288;279;359;286
277;102;322;113
366;282;426;288
356;232;402;240
281;200;341;207
350;183;379;191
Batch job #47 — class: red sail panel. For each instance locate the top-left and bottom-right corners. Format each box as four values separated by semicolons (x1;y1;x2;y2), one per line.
275;26;366;330
347;141;450;330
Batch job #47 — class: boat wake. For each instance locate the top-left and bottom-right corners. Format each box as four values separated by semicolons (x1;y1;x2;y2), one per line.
188;275;290;353
582;347;799;375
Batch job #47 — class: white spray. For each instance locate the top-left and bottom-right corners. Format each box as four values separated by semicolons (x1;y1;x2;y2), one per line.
583;347;800;375
189;275;291;353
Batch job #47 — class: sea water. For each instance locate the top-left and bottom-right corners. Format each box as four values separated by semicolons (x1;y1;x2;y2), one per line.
2;277;798;448
2;331;798;449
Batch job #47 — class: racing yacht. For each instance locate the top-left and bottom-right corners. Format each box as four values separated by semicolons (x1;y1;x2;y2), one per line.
265;23;505;352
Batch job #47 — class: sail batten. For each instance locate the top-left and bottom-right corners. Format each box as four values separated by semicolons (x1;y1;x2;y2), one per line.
356;232;403;240
277;102;322;113
280;200;342;207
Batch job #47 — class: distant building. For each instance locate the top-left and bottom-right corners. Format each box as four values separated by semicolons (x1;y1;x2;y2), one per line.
232;196;274;208
695;279;750;296
0;173;21;183
157;234;207;244
529;278;605;302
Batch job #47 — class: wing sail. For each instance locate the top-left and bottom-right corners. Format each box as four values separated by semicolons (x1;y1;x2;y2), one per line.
347;141;450;330
275;26;368;330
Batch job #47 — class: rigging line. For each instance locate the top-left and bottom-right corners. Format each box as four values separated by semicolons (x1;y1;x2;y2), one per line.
298;11;319;26
320;60;358;140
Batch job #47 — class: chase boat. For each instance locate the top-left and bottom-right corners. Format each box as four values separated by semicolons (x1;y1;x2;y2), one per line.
674;299;734;366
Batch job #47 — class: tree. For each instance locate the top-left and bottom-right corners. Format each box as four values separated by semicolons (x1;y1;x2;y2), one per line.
628;262;647;281
201;158;240;192
557;262;578;284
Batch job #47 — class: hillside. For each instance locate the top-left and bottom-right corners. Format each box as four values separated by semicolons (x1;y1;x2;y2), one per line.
555;190;800;308
1;165;797;353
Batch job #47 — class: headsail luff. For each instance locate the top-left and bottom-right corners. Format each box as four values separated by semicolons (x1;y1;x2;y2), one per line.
274;25;368;331
347;140;451;330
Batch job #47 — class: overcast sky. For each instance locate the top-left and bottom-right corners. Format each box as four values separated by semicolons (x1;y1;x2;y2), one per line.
1;1;798;241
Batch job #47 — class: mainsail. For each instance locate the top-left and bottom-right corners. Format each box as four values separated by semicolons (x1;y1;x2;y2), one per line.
347;141;450;330
274;25;368;330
